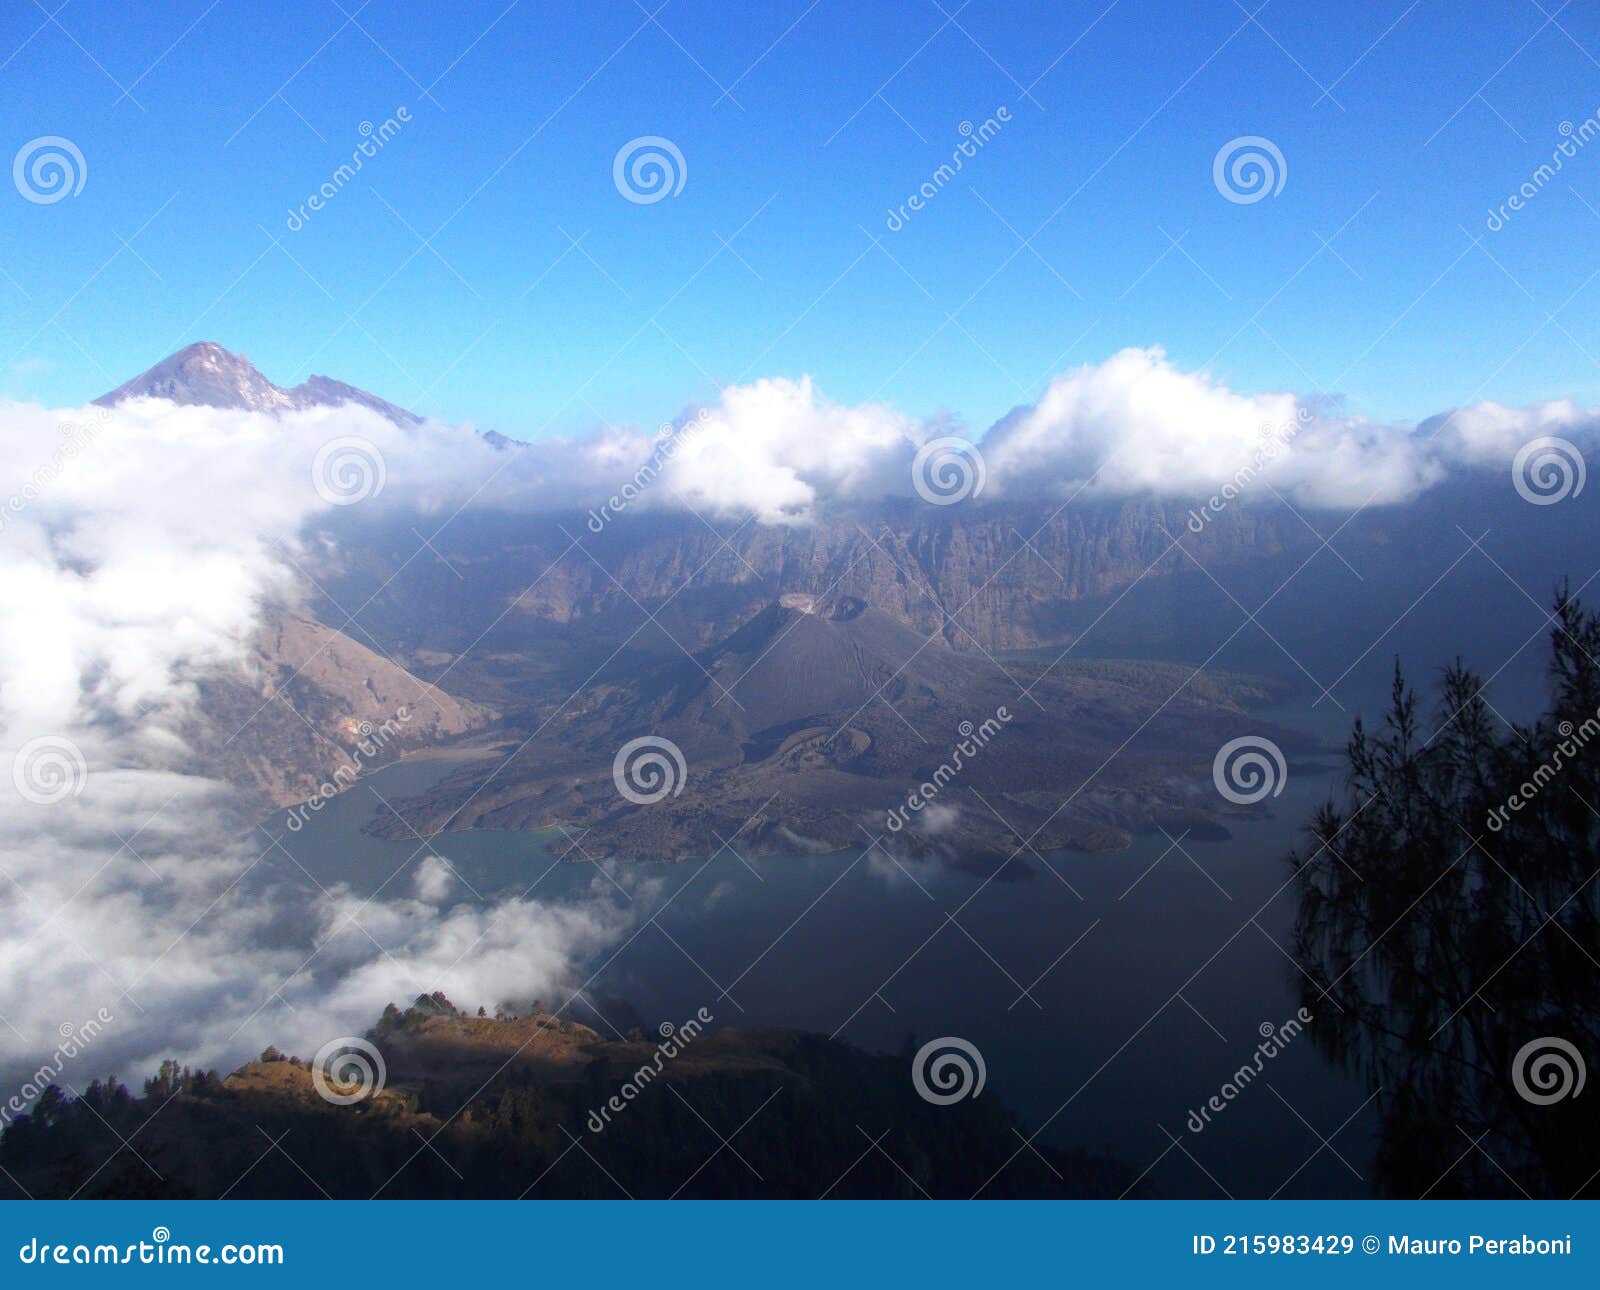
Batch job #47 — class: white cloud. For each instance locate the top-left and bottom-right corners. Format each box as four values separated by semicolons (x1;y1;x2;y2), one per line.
977;347;1443;507
412;854;458;903
0;399;636;1095
1421;398;1599;466
479;347;1596;518
646;376;919;521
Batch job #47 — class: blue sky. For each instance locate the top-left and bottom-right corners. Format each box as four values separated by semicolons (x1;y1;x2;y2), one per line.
2;0;1599;439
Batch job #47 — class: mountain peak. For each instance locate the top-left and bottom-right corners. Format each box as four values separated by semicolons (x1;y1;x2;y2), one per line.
94;341;422;426
95;341;284;413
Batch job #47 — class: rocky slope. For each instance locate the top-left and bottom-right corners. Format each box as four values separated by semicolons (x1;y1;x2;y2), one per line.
195;609;493;810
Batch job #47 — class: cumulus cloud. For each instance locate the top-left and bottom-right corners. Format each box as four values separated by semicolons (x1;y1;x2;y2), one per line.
444;375;924;525
983;348;1300;495
973;350;1595;508
645;376;918;520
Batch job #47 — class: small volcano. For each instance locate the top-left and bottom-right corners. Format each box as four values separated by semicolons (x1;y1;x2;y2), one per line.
366;590;1299;866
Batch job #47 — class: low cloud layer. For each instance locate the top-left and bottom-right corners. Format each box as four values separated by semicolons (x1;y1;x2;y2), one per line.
0;400;636;1098
0;347;1593;1095
466;346;1598;520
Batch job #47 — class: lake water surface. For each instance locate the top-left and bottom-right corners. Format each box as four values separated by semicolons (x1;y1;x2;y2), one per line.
260;680;1417;1199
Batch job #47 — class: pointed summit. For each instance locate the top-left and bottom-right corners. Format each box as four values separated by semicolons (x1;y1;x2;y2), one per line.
95;342;286;413
94;341;422;426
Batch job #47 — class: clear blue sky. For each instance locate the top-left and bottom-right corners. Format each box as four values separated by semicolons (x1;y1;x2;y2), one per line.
2;0;1598;439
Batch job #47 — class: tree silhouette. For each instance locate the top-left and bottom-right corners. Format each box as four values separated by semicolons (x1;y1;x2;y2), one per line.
1290;590;1600;1197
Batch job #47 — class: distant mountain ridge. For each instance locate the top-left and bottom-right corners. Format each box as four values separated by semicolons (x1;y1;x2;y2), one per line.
94;341;423;427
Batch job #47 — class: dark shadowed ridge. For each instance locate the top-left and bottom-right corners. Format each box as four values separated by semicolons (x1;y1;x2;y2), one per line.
93;340;424;427
0;994;1147;1198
